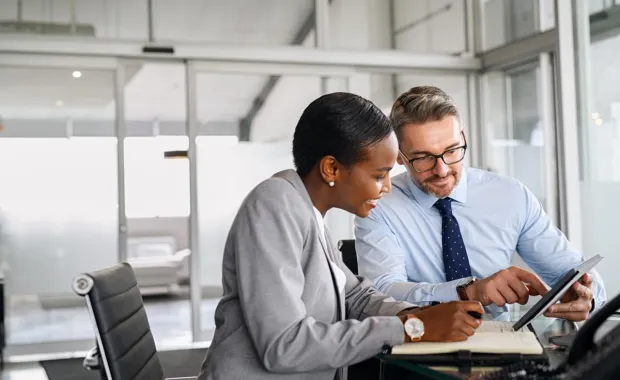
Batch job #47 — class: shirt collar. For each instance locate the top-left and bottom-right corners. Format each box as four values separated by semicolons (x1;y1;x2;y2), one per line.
406;168;468;210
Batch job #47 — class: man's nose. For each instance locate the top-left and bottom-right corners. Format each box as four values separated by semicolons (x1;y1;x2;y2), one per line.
433;158;450;177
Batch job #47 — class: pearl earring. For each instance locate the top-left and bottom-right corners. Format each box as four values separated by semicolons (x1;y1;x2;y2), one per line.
328;181;335;187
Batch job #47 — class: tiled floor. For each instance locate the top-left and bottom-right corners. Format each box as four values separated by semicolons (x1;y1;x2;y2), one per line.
7;296;220;347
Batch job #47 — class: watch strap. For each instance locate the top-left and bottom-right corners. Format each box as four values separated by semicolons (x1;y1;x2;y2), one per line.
457;277;476;301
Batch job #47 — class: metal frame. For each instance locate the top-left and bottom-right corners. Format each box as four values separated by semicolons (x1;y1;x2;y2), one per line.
186;61;201;343
0;53;117;69
191;61;354;76
480;2;620;70
503;72;516;179
539;52;560;226
573;0;593;183
480;30;556;71
553;0;583;250
116;61;127;262
0;35;481;71
466;72;483;168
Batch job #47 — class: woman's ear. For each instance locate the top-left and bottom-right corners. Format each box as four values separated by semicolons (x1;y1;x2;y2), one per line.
319;156;338;185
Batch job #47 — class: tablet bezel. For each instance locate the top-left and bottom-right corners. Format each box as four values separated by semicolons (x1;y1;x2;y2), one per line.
512;254;603;331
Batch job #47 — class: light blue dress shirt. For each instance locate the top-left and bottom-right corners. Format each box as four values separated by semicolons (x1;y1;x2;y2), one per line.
354;167;606;310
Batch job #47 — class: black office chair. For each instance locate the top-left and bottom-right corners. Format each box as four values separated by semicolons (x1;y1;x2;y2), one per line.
72;262;197;380
337;239;358;275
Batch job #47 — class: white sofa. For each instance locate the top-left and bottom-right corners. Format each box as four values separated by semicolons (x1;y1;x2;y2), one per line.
126;237;190;296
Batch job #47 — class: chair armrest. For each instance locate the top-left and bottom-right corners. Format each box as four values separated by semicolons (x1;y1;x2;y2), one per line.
166;377;198;380
83;346;101;371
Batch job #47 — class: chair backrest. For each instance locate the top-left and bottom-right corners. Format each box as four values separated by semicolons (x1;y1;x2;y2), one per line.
73;262;164;380
337;239;358;275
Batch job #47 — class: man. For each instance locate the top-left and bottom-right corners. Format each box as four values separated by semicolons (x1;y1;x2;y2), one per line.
354;86;606;321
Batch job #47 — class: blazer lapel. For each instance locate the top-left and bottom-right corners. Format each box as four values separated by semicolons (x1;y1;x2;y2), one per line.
273;169;345;321
323;229;345;321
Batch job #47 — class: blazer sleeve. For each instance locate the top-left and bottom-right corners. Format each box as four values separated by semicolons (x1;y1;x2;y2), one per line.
339;260;419;320
233;180;406;373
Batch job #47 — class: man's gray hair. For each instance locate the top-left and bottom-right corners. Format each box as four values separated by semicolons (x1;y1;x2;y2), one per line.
389;86;461;139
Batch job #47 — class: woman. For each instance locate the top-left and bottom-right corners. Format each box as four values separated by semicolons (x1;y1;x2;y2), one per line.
198;92;483;380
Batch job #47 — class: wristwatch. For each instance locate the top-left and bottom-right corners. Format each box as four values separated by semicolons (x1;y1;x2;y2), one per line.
456;276;477;301
404;316;425;342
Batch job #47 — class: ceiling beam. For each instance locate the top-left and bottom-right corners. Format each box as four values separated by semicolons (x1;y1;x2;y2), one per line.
239;2;330;141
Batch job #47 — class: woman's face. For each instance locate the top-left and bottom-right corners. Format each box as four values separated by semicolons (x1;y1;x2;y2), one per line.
336;132;399;217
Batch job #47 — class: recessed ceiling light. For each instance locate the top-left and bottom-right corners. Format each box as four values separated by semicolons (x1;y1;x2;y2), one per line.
72;70;82;78
56;100;64;107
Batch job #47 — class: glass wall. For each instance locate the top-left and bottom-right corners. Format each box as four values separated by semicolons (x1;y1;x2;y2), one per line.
0;65;118;346
122;61;193;346
0;0;149;40
0;0;317;46
481;0;557;49
484;64;549;207
579;29;620;299
153;0;314;45
327;0;466;53
193;70;352;340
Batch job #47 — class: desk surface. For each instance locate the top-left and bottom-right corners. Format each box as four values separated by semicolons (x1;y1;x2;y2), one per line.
379;308;620;379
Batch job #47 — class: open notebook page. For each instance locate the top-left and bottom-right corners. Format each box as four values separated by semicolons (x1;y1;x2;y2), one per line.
391;331;543;356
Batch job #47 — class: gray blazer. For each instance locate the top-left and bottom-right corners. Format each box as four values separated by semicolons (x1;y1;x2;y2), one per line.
198;169;415;380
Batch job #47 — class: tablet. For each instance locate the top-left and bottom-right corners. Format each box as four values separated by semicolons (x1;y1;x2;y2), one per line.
512;254;603;331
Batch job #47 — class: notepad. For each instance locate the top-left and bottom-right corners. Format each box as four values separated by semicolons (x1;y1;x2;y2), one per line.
391;331;543;356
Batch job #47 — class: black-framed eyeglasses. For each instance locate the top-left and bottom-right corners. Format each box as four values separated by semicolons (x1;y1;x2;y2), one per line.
400;133;468;173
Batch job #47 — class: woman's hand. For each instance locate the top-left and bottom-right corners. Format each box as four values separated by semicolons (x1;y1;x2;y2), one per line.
409;301;484;342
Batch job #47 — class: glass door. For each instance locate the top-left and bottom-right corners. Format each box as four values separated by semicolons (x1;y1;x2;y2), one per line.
119;59;193;348
186;61;354;342
0;54;120;356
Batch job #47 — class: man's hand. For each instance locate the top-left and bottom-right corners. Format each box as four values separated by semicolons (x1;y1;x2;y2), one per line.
544;273;593;321
408;301;484;342
465;266;548;307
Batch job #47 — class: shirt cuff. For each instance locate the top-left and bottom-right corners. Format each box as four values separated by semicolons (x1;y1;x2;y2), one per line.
433;279;464;302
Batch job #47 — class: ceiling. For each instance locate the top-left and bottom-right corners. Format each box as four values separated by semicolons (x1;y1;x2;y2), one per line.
0;0;314;125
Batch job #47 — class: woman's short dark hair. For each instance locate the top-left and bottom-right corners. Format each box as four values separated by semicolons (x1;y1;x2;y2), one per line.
292;92;393;178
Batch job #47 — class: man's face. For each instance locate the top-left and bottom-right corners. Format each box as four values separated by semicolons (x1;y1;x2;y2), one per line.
397;116;465;198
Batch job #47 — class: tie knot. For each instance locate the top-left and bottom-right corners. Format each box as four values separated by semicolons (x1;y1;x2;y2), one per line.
434;197;453;216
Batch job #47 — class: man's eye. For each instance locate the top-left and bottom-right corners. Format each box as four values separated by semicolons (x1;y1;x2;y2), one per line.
414;156;434;162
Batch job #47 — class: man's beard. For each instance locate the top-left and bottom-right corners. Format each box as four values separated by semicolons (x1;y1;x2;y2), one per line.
413;169;461;198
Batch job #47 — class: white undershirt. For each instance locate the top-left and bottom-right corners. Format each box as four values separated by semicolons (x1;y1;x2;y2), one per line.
313;207;346;294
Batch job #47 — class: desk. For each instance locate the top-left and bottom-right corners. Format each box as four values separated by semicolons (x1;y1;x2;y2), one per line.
375;310;604;380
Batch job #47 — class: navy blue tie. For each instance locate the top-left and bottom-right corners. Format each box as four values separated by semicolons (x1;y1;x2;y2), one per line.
434;198;472;281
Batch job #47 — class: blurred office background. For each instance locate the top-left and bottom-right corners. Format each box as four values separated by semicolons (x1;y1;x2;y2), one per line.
0;0;618;363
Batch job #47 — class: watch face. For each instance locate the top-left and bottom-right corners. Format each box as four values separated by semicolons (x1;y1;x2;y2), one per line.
404;317;424;338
